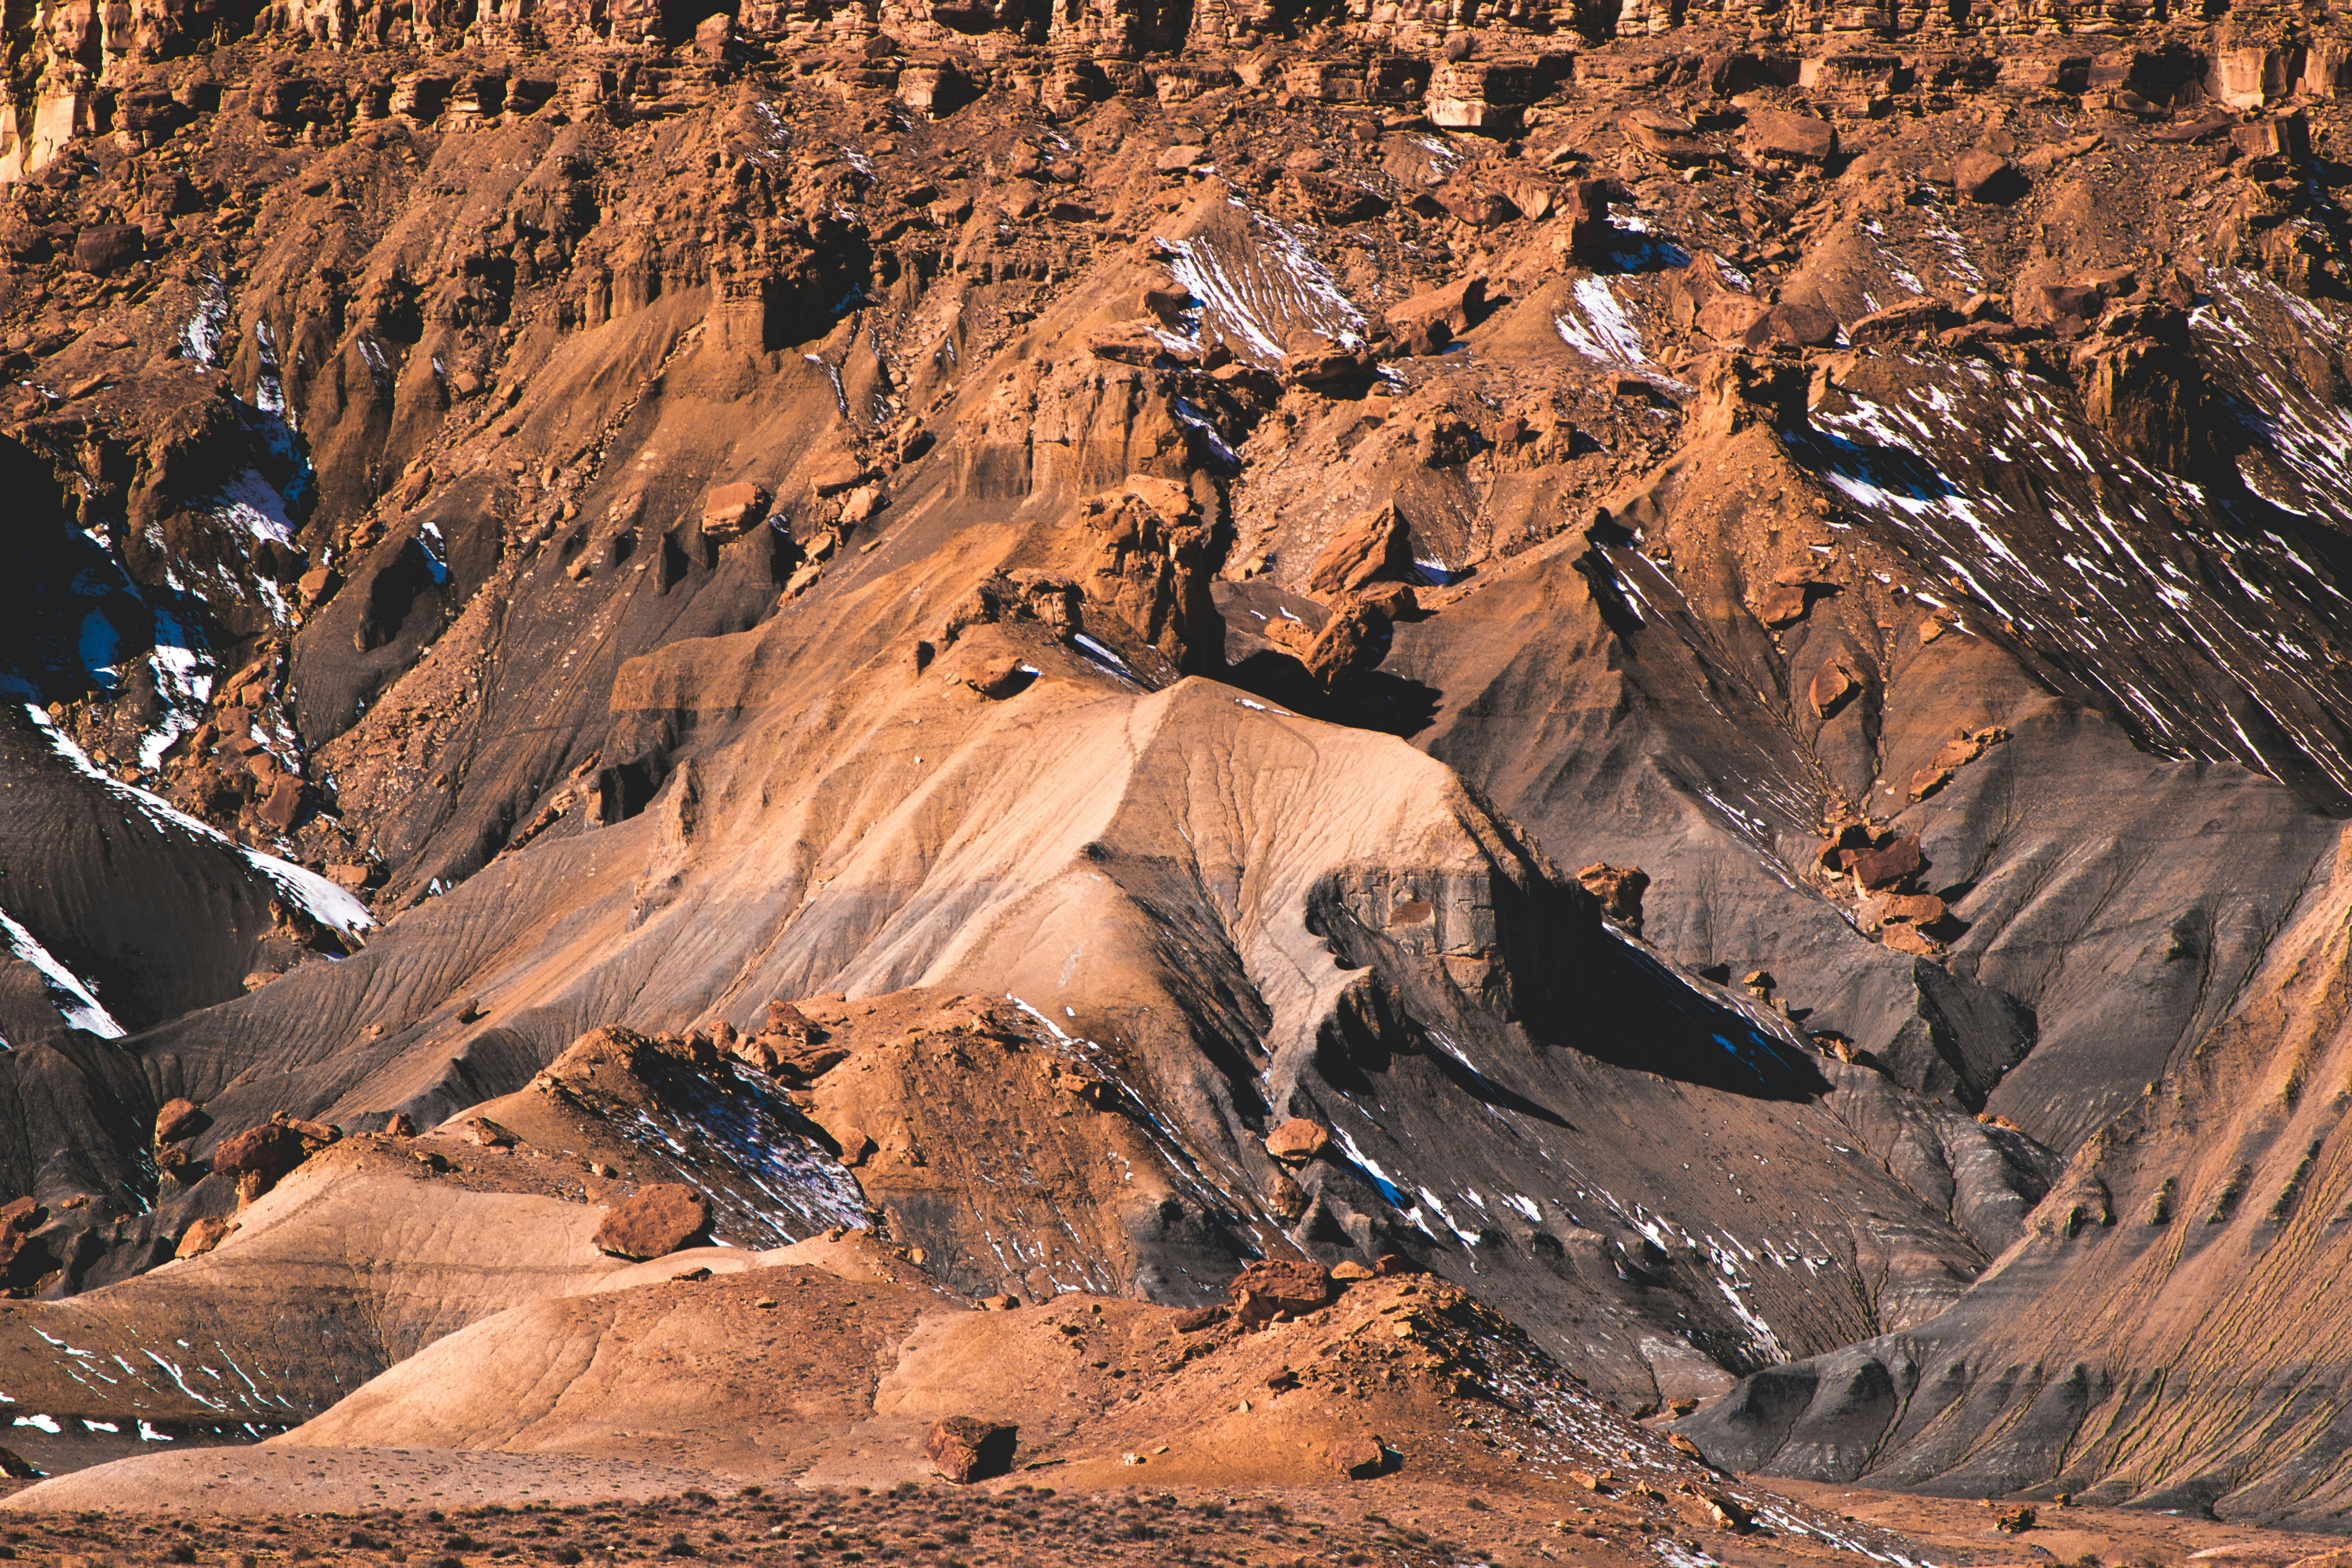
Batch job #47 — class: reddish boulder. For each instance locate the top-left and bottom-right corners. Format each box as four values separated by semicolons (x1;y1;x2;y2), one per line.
1306;504;1412;598
0;1197;43;1276
1848;834;1925;891
1849;297;1962;344
701;482;769;538
926;1416;1018;1482
73;225;144;275
1432;179;1519;229
1575;863;1651;934
211;1121;310;1183
1742;110;1836;164
1332;1434;1394;1478
1953;150;2027;204
962;657;1033;699
1385;275;1486;355
1809;661;1858;718
1623;109;1711;164
1301;602;1392;691
1264;1118;1332;1163
1230;1259;1338;1324
154;1097;209;1145
175;1216;234;1260
1756;582;1812;628
593;1183;712;1260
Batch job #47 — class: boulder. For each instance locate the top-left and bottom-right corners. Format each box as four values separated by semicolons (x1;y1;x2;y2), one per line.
1229;1259;1337;1324
737;1031;851;1080
1756;582;1812;628
1283;344;1375;393
1623;109;1711;164
1745;302;1841;350
1742;110;1836;164
1384;275;1486;355
827;1124;877;1166
1155;143;1208;172
1848;834;1925;892
1432;180;1519;229
462;1116;517;1148
1953;150;2028;204
701;482;770;539
962;657;1033;699
73;225;144;275
1332;1435;1393;1478
1307;504;1412;598
1173;1305;1227;1332
1876;892;1947;924
592;1183;712;1260
1354;581;1420;620
154;1097;210;1145
1575;863;1650;934
1664;254;1743;331
2231;114;2309;165
1266;1167;1308;1220
0;1197;42;1276
1809;661;1857;717
1301;601;1391;690
1849;297;1962;344
210;1121;311;1182
1696;293;1771;342
926;1417;1019;1483
1264;1117;1332;1163
1558;179;1615;263
175;1216;234;1260
1676;1491;1754;1532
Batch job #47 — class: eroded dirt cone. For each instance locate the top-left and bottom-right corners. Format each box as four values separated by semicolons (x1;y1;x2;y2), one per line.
593;1184;713;1261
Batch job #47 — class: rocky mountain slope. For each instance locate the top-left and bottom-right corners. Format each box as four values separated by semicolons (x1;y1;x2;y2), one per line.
5;0;2352;1534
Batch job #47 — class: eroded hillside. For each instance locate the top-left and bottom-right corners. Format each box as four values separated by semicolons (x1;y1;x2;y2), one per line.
4;0;2352;1530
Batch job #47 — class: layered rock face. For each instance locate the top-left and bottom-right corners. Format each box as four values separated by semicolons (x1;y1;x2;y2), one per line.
5;0;2352;1526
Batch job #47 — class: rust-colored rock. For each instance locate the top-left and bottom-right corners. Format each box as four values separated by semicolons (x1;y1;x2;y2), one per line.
1809;662;1858;718
1575;863;1650;934
211;1122;311;1184
925;1416;1018;1482
154;1097;209;1145
962;657;1033;699
1230;1259;1337;1324
592;1183;712;1260
1265;1117;1332;1163
1848;835;1926;892
1307;505;1412;598
1384;276;1486;355
1301;602;1392;691
1742;110;1836;164
175;1216;235;1260
1953;150;2027;204
0;1197;43;1277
